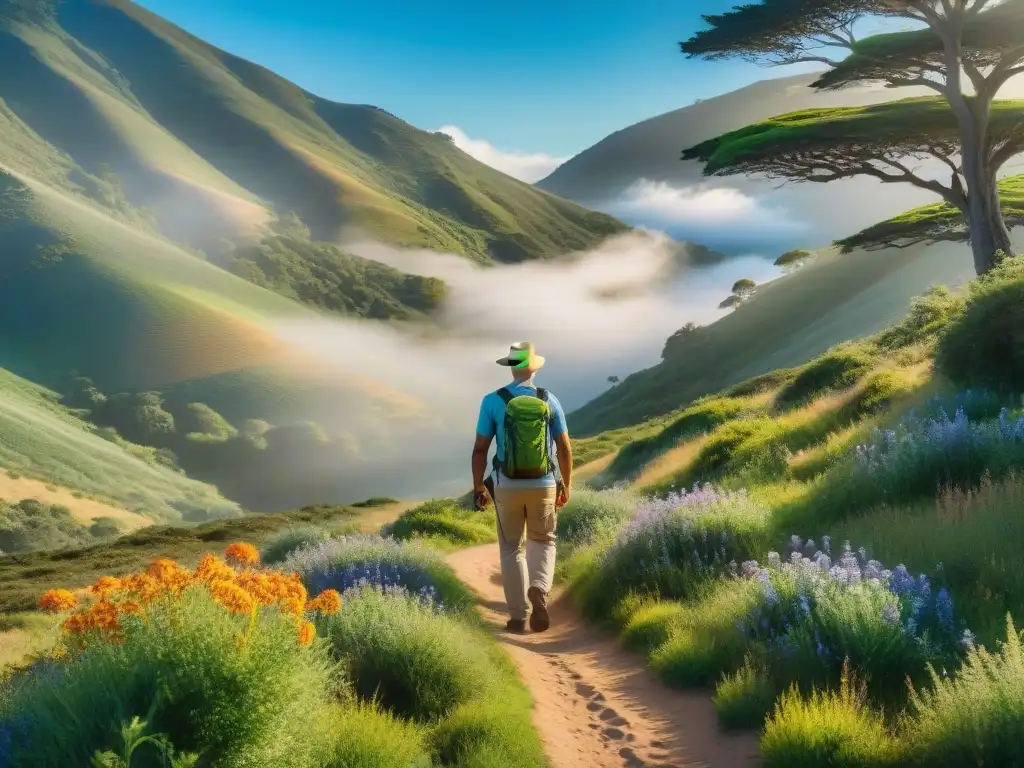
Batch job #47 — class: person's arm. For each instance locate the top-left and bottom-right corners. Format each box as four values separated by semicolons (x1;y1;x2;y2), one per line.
472;434;492;493
472;396;495;507
548;394;572;506
554;432;573;498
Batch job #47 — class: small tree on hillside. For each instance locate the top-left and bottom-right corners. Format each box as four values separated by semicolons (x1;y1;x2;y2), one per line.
775;249;814;271
680;0;1024;274
719;294;744;310
607;375;620;386
731;278;757;299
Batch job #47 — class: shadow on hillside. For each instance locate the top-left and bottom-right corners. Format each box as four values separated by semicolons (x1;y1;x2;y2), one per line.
0;30;241;248
57;1;350;240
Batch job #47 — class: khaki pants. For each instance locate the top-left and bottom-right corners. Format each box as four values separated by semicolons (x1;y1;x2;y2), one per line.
495;483;557;621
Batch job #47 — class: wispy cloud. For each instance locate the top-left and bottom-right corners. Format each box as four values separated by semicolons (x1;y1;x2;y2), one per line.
436;125;569;183
605;179;807;234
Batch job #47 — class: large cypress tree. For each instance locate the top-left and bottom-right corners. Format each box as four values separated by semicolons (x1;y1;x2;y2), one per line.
681;0;1024;273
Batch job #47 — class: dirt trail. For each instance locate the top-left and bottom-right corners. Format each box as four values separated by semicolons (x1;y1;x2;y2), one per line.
447;545;761;768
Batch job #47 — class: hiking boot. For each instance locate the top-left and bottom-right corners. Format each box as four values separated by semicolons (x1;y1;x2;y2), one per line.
528;586;549;632
505;618;527;634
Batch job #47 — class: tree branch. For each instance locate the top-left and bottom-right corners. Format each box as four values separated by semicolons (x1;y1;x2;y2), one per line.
884;75;947;93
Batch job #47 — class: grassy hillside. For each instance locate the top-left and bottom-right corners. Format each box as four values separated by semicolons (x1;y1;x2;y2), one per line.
568;235;1001;435
0;365;239;526
554;259;1024;761
0;0;625;266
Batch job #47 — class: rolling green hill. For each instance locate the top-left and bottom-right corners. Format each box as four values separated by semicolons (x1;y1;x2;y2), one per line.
567;236;1007;435
0;0;626;266
0;365;240;526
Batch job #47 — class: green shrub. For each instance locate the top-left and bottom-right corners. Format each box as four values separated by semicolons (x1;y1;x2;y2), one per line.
606;397;752;481
326;703;432;768
714;656;777;730
842;370;916;419
0;590;337;768
431;702;546;768
872;284;965;352
389;500;494;547
760;671;899;768
685;417;783;483
647;579;762;688
283;534;476;612
620;599;685;654
576;489;769;622
776;344;876;408
319;587;494;722
260;525;330;565
726;368;797;398
936;255;1024;391
555;487;636;551
904;614;1024;767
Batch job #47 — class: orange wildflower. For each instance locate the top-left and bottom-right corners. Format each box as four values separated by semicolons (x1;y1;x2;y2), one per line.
235;571;277;606
194;553;235;583
38;589;78;613
120;573;165;604
298;621;316;646
118;600;143;616
146;558;192;595
210;580;255;615
90;576;122;597
307;589;342;616
279;596;305;618
225;542;260;567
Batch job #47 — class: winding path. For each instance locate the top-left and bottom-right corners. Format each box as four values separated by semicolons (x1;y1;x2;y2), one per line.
447;545;761;768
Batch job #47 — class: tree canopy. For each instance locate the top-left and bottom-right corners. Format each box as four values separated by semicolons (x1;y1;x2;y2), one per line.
812;3;1024;93
683;98;1024;212
681;0;1024;272
838;173;1024;251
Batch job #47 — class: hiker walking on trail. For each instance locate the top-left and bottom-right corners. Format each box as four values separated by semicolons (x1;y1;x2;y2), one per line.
471;342;573;634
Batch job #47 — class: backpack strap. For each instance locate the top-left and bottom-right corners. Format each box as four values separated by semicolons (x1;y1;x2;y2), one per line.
535;387;549;402
496;387;514;404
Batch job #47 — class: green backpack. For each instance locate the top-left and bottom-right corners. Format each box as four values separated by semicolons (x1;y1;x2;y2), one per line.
495;387;554;479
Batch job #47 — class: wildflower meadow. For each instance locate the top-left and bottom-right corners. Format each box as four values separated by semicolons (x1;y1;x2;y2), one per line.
0;533;543;768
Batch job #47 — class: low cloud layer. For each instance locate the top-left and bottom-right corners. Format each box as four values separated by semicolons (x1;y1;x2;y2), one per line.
597;179;810;253
436;125;570;183
269;231;782;499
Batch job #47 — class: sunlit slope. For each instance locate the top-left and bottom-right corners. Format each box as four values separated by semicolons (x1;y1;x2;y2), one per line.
0;169;426;432
0;0;626;262
568;238;1001;435
0;367;240;522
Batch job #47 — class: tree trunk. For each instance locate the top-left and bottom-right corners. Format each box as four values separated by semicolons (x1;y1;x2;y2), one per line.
960;122;1015;274
964;161;1015;274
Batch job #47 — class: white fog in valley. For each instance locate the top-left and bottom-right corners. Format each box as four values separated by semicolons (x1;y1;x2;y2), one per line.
270;230;782;499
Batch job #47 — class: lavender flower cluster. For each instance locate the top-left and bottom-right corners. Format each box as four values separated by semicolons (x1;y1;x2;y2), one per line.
854;400;1024;477
736;536;974;660
281;534;447;610
586;484;769;610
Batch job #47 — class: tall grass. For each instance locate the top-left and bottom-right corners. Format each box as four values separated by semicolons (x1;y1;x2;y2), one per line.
835;474;1024;646
0;590;337;767
388;500;494;548
319;587;494;722
760;666;899;768
905;614;1024;767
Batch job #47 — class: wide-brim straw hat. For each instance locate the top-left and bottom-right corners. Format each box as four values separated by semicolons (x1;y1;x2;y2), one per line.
495;341;546;371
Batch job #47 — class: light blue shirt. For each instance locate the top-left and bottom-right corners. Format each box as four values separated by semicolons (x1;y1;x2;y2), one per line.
476;381;568;488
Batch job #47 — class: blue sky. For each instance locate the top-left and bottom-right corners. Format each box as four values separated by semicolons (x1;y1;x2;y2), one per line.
135;0;816;161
